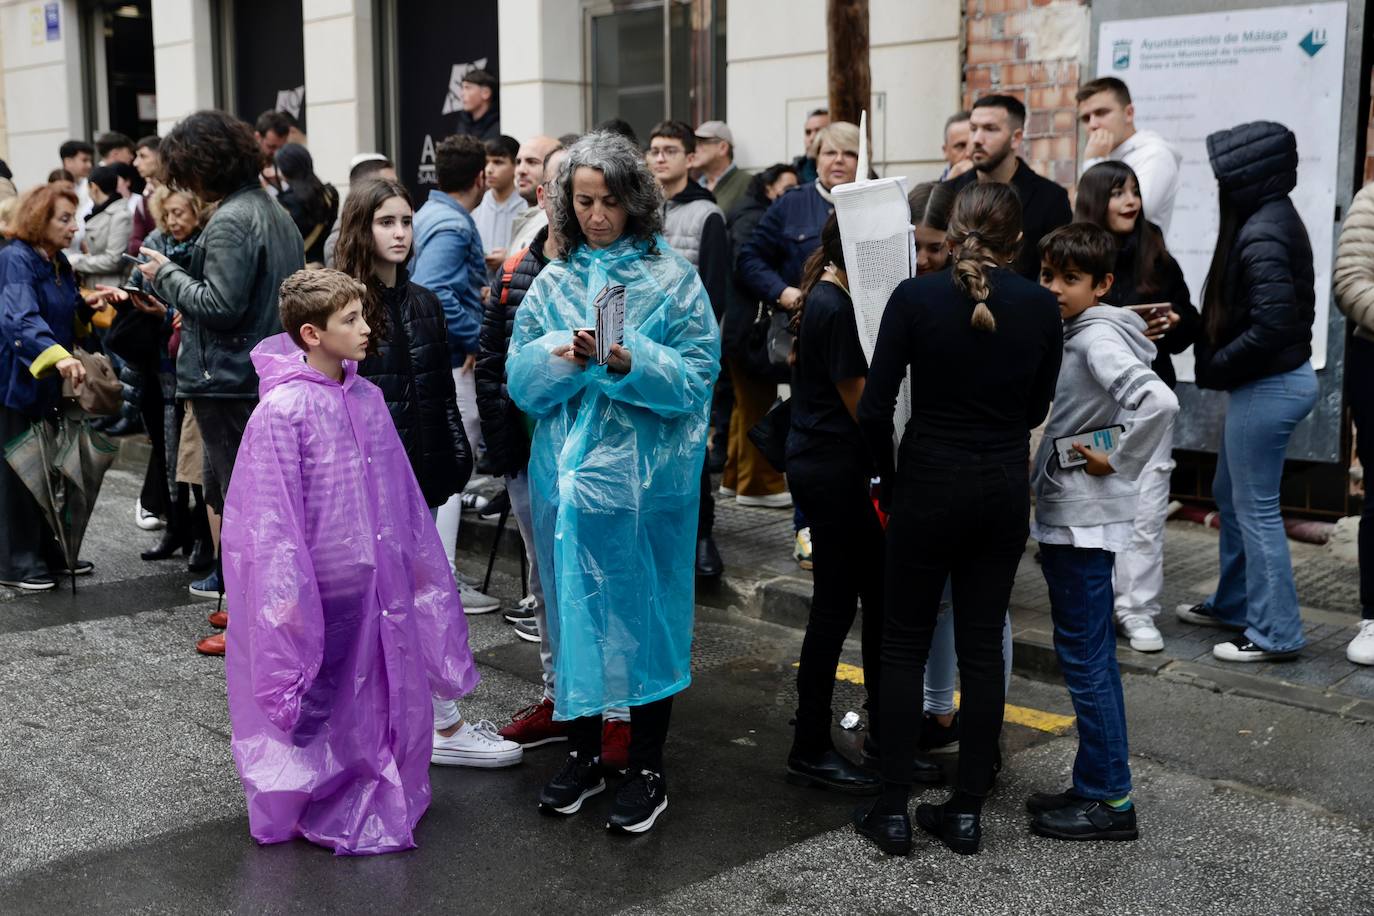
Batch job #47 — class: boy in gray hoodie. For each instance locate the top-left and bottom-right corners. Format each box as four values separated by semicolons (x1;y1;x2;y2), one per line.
1027;223;1179;843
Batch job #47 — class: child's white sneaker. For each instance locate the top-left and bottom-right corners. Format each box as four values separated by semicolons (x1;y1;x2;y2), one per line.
1117;614;1164;652
432;719;524;768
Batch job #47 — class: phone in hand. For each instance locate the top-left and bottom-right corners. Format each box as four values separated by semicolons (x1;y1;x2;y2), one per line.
121;252;148;267
1127;303;1170;324
1053;425;1126;470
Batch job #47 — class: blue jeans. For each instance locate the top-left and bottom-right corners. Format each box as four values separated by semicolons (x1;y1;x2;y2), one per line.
1207;364;1318;653
1039;544;1132;800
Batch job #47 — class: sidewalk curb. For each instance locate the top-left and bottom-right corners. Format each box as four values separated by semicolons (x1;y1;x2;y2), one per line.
456;514;1374;725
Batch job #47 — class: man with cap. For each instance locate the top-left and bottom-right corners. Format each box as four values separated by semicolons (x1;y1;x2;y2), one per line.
455;69;500;141
694;120;751;217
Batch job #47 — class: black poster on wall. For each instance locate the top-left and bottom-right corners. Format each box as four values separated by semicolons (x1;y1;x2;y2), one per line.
395;0;500;200
233;0;306;132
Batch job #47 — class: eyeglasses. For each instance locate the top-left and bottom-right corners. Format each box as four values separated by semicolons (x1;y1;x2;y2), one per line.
647;146;685;160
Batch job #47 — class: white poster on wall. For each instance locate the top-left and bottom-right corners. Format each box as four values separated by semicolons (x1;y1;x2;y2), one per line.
1097;3;1346;380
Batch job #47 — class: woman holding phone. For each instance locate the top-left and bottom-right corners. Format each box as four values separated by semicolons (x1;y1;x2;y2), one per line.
507;131;719;834
126;187;212;570
1075;161;1198;653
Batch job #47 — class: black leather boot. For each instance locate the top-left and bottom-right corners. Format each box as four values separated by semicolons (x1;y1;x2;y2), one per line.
141;498;189;561
915;800;982;855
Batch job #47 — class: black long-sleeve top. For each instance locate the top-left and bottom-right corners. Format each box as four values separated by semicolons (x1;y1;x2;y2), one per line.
1102;225;1199;389
857;268;1064;486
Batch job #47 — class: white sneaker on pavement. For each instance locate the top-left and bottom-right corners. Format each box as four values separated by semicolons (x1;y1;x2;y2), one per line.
135;500;166;531
432;719;524;768
1347;620;1374;665
1117;614;1164;653
460;582;501;613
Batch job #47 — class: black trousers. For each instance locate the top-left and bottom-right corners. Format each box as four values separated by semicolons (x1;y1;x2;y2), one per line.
1349;335;1374;620
879;448;1028;798
0;406;63;581
698;455;714;539
569;696;675;773
788;447;885;753
136;365;169;518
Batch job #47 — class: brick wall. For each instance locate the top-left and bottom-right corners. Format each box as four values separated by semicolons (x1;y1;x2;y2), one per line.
963;0;1089;190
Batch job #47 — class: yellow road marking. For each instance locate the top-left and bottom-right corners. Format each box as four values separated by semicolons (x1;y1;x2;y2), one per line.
803;662;1077;735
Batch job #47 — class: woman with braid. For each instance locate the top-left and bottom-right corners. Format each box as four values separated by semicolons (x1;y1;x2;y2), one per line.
852;183;1063;856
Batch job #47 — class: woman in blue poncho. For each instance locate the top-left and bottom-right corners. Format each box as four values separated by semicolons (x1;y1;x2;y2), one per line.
507;130;719;834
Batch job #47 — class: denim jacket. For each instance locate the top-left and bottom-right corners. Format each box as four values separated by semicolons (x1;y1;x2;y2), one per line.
412;190;486;365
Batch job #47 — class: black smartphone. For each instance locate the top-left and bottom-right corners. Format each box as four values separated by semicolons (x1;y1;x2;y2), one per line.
121;252;147;267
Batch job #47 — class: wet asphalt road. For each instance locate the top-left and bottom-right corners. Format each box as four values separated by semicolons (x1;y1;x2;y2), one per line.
2;466;1372;915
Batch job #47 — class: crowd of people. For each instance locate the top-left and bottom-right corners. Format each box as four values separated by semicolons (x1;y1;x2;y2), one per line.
0;65;1366;858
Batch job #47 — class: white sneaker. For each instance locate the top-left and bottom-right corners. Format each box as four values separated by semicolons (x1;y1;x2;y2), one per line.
1347;620;1374;665
432;719;524;768
460;491;490;513
737;492;792;509
460;583;501;613
135;501;166;531
452;567;480;588
718;485;737;498
1117;614;1164;653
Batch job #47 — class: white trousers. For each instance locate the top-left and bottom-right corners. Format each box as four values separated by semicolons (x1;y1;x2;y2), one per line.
434;364;483;570
1113;426;1175;621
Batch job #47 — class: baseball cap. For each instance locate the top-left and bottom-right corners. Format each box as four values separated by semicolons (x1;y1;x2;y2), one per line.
694;121;733;144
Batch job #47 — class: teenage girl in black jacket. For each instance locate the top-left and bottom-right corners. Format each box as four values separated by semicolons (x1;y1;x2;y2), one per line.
335;177;472;508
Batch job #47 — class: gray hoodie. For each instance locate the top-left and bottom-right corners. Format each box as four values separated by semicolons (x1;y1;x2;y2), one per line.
1032;306;1180;529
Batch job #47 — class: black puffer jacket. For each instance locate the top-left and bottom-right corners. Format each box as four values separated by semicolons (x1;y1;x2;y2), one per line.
357;268;472;506
1194;122;1314;391
476;225;550;476
1102;224;1199;389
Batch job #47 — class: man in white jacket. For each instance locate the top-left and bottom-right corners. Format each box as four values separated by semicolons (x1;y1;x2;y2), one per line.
1077;77;1182;235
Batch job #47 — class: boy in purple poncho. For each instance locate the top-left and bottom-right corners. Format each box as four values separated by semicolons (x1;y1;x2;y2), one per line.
221;269;481;855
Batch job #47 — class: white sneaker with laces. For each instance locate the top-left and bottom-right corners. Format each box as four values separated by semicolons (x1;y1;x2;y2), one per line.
1347;620;1374;666
432;719;524;767
1117;614;1164;652
460;491;490;513
135;501;166;531
460;583;501;613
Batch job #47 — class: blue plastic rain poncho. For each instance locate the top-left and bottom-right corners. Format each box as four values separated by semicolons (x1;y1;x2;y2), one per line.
507;235;720;720
221;334;480;856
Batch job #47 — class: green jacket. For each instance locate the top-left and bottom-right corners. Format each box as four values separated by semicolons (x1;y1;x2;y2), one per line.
708;166;752;218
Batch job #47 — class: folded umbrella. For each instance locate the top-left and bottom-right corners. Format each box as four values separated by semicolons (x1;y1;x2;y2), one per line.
4;406;117;592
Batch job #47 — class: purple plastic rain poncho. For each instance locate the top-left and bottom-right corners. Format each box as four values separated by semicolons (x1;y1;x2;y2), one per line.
221;333;480;856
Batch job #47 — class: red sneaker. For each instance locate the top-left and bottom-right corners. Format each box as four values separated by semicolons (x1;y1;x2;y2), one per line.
498;698;569;748
196;632;225;656
207;610;228;629
601;719;630;772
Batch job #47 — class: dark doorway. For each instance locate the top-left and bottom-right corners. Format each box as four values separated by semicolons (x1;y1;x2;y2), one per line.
96;1;156;139
230;0;306;132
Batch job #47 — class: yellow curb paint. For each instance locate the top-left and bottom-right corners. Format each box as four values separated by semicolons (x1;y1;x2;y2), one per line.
798;663;1077;735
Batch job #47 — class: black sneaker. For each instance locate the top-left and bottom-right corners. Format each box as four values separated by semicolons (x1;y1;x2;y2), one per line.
607;769;668;834
917;711;960;755
1030;798;1139;842
0;574;56;591
503;596;536;624
538;752;605;816
63;560;94;576
1212;636;1299;663
1175;603;1245;632
513;618;541;643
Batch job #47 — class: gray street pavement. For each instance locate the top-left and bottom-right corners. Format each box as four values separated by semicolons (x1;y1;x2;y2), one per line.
1;460;1372;914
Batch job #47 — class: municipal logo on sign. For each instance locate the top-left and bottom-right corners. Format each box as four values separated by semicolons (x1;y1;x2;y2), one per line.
442;57;489;115
1298;29;1328;57
1112;40;1131;70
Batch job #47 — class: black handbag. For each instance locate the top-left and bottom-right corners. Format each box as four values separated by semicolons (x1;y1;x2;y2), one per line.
747;397;791;473
741;303;793;384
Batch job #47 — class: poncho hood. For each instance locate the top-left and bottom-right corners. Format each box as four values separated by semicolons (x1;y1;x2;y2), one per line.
251;332;359;396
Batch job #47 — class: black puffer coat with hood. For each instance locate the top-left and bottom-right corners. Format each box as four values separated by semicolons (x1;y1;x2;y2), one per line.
1194;121;1314;391
357;267;472;507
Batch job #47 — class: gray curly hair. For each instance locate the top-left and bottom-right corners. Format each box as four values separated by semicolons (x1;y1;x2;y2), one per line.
548;130;664;258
